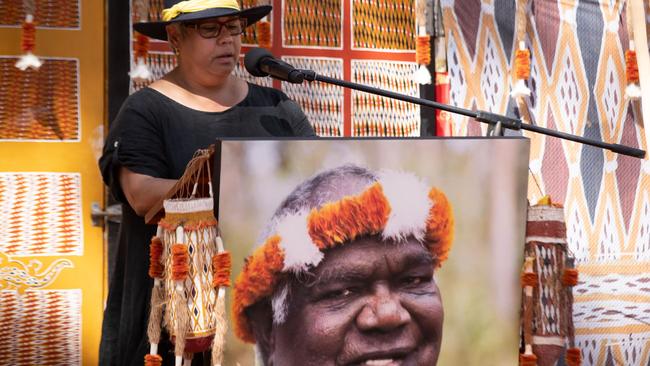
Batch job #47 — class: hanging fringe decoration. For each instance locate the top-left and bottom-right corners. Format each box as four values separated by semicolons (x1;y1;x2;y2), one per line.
520;353;538;366
510;0;531;99
511;46;531;97
521;271;538;288
15;0;42;71
514;49;531;80
255;0;271;49
148;148;229;365
414;35;432;84
144;354;163;366
212;251;232;288
211;236;229;366
561;268;578;287
256;18;271;49
625;48;641;100
624;0;641;100
149;235;164;278
565;347;582;366
413;0;432;84
146;232;166;361
171;243;190;281
211;293;227;366
522;199;580;366
130;32;153;82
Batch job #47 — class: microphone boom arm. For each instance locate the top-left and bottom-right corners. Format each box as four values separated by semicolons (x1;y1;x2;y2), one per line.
299;69;645;159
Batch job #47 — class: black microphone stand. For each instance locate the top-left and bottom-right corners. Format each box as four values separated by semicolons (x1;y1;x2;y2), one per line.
297;69;645;159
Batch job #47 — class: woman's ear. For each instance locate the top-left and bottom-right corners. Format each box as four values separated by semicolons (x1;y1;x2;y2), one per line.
165;23;182;51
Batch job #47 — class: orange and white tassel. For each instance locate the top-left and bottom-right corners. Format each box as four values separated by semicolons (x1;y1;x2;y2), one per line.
256;17;271;49
211;236;229;366
145;354;163;366
414;26;432;85
625;42;641;100
565;347;582;366
130;32;153;82
147;227;165;362
15;14;42;71
511;42;531;98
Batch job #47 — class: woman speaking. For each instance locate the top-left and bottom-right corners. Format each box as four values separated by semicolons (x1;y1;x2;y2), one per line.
98;1;315;364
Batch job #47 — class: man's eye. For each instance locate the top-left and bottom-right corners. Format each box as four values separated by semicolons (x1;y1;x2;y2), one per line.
402;276;429;286
321;288;355;300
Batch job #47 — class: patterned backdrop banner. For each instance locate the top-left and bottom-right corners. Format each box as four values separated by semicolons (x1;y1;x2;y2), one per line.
0;173;83;256
352;0;415;50
0;57;80;141
0;0;80;28
442;0;650;364
352;60;420;136
281;56;344;136
130;0;426;137
0;290;81;365
283;0;342;48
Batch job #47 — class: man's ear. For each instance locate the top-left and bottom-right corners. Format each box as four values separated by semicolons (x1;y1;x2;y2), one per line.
245;300;275;365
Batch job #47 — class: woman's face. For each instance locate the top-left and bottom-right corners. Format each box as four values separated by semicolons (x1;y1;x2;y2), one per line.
169;16;243;81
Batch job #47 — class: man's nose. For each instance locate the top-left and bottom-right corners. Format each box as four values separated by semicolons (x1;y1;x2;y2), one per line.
356;287;411;332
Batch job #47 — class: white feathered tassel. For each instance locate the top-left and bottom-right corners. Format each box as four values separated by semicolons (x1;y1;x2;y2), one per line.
413;65;432;85
511;41;532;99
625;83;642;100
15;14;42;71
130;57;153;82
510;79;531;98
15;52;42;71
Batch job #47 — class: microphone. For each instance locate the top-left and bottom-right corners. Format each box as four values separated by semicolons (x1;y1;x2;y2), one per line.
244;48;305;84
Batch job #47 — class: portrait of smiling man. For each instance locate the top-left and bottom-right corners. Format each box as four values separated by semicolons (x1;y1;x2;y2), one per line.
232;164;454;366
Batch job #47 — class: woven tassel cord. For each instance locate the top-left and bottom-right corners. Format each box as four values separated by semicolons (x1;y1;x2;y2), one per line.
561;268;578;287
212;251;232;287
520;353;537;366
565;347;581;366
144;354;163;366
256;20;271;48
210;293;228;366
521;272;538;288
149;236;164;279
147;280;165;347
174;288;191;357
416;35;431;65
171;244;190;281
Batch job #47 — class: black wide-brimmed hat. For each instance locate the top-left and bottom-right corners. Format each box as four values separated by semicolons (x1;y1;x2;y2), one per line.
134;0;272;41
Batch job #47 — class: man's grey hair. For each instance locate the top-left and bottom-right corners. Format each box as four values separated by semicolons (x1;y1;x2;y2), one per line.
258;164;378;324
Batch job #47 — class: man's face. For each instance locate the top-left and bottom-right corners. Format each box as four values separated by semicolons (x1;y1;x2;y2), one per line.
270;236;443;366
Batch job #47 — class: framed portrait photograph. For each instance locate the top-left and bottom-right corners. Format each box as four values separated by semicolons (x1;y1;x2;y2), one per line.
216;138;530;366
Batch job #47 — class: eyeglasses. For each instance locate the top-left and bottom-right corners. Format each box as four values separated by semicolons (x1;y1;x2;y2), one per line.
184;18;247;38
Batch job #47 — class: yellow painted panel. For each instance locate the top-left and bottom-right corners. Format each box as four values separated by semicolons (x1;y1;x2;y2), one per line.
0;0;105;364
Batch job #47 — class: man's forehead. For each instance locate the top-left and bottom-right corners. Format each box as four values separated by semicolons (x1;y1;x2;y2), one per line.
309;237;434;281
